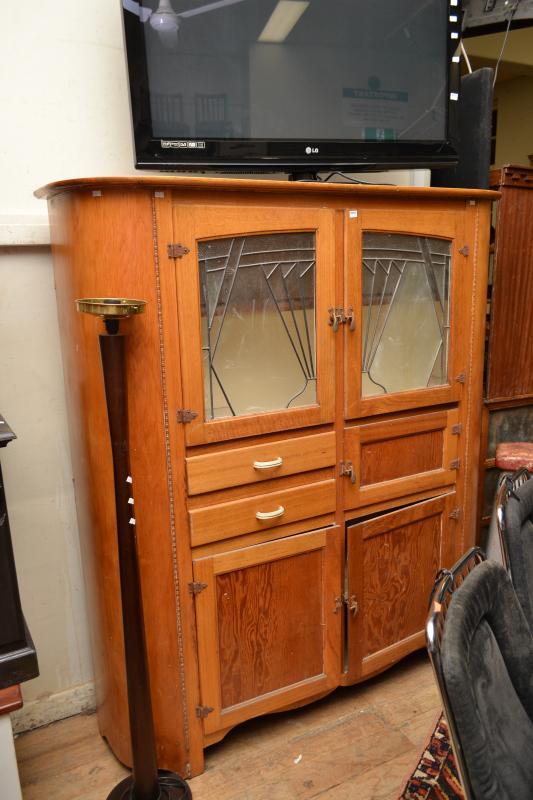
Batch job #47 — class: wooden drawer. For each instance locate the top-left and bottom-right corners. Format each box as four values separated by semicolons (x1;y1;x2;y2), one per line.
186;431;335;495
343;409;460;510
189;479;336;547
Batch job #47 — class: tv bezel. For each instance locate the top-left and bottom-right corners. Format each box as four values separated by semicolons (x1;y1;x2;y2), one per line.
122;0;461;174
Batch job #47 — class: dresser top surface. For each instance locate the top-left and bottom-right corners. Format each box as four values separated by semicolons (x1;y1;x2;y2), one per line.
35;174;500;202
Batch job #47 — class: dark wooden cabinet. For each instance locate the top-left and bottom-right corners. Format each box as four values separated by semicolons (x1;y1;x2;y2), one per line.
38;175;493;776
479;166;533;530
0;415;39;689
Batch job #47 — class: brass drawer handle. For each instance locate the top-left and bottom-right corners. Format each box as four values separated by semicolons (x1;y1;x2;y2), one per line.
256;505;285;521
253;457;283;470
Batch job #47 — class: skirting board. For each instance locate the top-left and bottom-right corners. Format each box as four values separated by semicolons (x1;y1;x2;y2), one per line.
10;681;95;734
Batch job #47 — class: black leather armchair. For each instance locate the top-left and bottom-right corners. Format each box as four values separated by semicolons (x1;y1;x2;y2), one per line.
427;549;533;800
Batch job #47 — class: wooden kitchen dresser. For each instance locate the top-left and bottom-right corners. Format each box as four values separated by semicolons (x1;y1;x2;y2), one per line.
37;175;494;777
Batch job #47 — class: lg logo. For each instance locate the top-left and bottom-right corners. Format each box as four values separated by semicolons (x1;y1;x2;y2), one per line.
305;146;319;154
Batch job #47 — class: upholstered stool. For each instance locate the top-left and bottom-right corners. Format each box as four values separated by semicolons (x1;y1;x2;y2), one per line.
495;442;533;472
485;443;533;564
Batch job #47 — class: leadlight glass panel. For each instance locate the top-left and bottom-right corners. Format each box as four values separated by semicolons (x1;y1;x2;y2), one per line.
199;232;316;420
361;233;451;397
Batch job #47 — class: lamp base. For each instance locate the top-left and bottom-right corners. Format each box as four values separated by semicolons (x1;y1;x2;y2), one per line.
106;770;192;800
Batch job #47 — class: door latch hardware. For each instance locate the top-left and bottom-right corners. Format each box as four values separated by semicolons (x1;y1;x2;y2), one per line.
345;594;359;617
188;581;208;595
328;307;355;332
449;507;462;520
455;373;466;384
340;460;356;484
177;409;198;423
195;705;214;719
452;424;463;435
459;245;470;257
328;307;344;332
344;306;356;331
449;458;461;470
167;243;190;259
333;596;343;614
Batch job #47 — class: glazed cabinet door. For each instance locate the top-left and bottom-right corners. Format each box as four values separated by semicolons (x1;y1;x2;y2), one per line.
345;493;456;681
192;526;341;740
344;207;467;419
173;204;336;445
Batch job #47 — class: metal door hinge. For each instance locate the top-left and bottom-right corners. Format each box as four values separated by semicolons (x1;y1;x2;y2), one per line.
452;424;463;435
449;507;462;520
328;307;355;332
455;373;466;384
195;705;214;719
339;460;356;484
449;458;461;470
459;245;470;257
177;409;198;423
167;243;190;259
188;581;208;595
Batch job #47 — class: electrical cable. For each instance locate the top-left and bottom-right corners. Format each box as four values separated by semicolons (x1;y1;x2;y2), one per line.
320;171;395;185
460;40;473;74
493;0;522;86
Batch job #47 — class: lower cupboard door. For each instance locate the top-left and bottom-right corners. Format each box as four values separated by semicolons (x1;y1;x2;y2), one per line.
346;493;457;682
192;526;342;738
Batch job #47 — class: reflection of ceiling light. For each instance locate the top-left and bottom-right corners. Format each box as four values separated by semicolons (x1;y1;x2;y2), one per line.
149;0;180;33
149;0;179;49
259;0;309;43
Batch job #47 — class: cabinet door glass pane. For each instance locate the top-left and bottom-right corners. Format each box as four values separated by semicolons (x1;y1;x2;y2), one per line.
362;233;451;397
199;232;316;420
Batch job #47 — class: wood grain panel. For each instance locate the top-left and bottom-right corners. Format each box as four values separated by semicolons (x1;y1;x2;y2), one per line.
360;429;443;485
217;551;323;708
487;167;533;400
344;409;459;510
361;513;440;656
192;526;341;737
186;432;335;495
47;188;193;774
346;494;455;680
189;479;336;546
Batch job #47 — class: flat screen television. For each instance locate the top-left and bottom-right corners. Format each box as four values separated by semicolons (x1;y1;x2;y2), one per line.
122;0;461;175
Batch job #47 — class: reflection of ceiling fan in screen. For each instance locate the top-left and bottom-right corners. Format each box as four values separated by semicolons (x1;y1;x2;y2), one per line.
462;0;533;35
123;0;248;47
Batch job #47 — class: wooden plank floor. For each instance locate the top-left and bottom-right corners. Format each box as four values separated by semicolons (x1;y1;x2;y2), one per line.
15;651;440;800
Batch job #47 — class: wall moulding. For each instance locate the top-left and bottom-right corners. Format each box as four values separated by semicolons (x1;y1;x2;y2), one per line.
0;216;51;247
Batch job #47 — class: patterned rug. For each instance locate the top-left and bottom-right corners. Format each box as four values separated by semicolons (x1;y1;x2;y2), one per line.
400;714;465;799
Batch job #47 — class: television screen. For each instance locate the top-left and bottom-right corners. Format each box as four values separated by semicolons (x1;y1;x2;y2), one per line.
122;0;460;172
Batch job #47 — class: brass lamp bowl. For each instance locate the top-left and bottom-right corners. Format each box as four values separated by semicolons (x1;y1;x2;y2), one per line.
75;298;146;318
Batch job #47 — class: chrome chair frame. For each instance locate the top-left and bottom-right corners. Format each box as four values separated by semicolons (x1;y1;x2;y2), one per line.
426;546;486;800
494;467;532;574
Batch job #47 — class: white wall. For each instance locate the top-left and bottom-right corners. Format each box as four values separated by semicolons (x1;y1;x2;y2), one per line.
0;0;139;729
493;76;533;168
0;1;424;732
